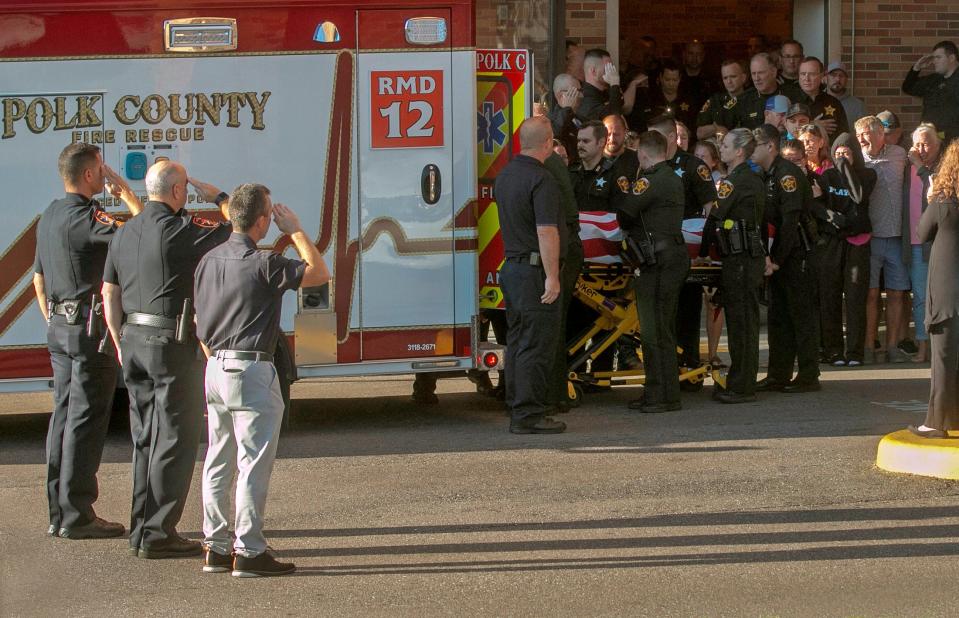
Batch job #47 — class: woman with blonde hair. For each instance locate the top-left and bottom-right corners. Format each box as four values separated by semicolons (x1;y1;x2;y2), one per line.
910;140;959;438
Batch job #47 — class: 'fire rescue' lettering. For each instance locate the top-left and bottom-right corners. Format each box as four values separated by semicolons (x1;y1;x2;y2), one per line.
2;91;271;140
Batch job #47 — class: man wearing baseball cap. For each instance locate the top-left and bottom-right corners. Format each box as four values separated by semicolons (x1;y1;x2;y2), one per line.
876;110;905;148
825;61;865;133
763;94;790;131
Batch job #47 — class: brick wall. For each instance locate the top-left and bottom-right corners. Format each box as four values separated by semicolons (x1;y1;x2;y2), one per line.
840;0;959;134
566;2;607;47
617;0;792;71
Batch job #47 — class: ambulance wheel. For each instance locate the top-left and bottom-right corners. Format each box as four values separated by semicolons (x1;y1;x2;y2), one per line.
274;337;295;432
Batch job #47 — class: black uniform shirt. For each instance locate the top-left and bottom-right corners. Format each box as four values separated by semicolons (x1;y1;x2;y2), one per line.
668;150;719;218
734;84;802;129
33;193;118;302
494;155;567;258
570;156;618;212
645;89;698;132
712;162;765;227
696;91;739;132
614;160;685;240
194;233;305;354
795;90;849;143
103;200;231;317
764;155;813;264
543;153;581;239
578;82;623;122
902;68;959;143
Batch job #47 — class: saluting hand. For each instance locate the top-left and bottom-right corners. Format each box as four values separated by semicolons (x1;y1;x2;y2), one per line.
188;177;223;204
602;62;621;87
913;54;933;71
541;274;560;304
272;203;303;235
103;165;131;198
558;88;579;109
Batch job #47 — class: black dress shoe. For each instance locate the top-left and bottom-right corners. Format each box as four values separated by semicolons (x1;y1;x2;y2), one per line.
47;524;58;536
755;376;787;392
907;425;947;438
509;417;567;434
232;551;296;577
715;391;757;404
203;547;234;573
627;396;647;410
782;379;821;393
137;536;203;559
58;517;125;540
638;401;682;414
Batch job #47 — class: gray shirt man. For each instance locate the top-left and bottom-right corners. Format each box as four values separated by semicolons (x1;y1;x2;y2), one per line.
864;144;907;238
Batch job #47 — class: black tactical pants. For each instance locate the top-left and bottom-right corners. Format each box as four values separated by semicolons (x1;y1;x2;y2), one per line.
767;253;821;383
636;246;690;405
120;323;204;550
721;254;764;394
817;233;845;359
46;316;118;530
501;260;562;423
676;282;704;367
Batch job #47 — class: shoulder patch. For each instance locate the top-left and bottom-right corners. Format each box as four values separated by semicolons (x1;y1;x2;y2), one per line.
780;175;798;193
697;164;711;182
723;96;738;110
717;180;734;199
633;178;650;195
93;209;117;227
191;216;220;229
616;176;631;194
700;99;710;113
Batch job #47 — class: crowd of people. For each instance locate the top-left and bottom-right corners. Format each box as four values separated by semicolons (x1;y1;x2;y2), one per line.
492;37;959;436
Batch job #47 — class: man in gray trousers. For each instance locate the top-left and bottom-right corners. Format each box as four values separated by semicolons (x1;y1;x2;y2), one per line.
193;184;330;577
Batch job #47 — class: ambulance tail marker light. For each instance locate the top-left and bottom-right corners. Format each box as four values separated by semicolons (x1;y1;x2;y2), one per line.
164;18;237;53
404;17;447;46
313;21;341;44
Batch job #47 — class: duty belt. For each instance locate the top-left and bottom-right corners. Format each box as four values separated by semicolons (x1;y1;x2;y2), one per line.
651;235;685;253
51;299;85;316
126;312;177;330
214;349;274;363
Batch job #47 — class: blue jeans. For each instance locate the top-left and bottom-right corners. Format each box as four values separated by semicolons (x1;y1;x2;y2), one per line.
910;245;929;341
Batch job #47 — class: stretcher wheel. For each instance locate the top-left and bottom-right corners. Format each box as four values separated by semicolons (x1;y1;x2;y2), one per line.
567;382;583;408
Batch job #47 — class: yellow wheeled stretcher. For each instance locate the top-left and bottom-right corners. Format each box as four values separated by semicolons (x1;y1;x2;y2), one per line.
564;260;727;405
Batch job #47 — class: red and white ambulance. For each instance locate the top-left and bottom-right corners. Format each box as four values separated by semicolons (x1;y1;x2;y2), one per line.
0;0;530;410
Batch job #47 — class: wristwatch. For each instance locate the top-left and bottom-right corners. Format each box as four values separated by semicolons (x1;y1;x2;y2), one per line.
213;191;229;206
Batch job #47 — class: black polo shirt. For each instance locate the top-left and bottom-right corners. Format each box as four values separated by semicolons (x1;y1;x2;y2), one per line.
669;150;719;218
493;154;567;259
103;200;231;317
34;193;118;303
194;233;305;354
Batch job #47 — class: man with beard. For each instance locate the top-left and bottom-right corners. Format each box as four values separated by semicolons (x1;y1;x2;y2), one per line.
825;61;865;133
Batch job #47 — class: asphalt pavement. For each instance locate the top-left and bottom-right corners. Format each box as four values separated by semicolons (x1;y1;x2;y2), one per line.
1;363;958;617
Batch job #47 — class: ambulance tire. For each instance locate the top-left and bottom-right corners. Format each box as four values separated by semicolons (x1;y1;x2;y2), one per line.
274;337;295;433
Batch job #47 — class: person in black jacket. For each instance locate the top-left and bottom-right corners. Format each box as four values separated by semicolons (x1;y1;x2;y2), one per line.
902;41;959;144
908;141;959;438
813;133;877;366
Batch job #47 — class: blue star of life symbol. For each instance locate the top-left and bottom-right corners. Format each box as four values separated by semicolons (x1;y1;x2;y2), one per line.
477;102;507;154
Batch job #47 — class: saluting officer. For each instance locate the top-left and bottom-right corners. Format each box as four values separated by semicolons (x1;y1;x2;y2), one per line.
34;143;142;539
751;125;822;393
703;129;766;403
102;161;232;558
495;116;567;434
614;131;689;413
195;185;331;577
648;114;718;379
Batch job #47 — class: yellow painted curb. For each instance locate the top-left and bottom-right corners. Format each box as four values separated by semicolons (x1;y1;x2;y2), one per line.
876;429;959;480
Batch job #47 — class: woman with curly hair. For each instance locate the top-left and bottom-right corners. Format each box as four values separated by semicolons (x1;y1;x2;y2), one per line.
910;140;959;438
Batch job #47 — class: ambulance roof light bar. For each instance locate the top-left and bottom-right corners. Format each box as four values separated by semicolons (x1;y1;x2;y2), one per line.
164;18;237;53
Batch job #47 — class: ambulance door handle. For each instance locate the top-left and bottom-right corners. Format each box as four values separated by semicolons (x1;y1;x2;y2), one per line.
421;164;441;205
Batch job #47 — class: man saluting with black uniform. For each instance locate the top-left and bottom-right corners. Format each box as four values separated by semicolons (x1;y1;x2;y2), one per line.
614;131;689;413
34;143;142;539
102;161;232;558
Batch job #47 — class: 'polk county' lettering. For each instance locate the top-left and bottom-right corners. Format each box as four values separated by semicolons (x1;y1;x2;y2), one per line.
113;92;271;130
2;95;102;139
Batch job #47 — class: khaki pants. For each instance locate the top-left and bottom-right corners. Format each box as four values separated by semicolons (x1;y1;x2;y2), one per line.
201;356;283;558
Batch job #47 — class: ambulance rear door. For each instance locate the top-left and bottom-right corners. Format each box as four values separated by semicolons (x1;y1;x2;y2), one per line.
355;9;457;362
